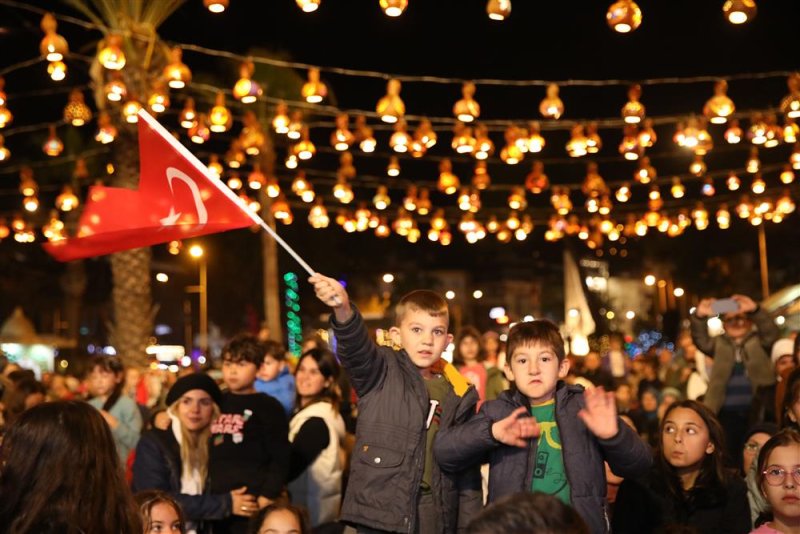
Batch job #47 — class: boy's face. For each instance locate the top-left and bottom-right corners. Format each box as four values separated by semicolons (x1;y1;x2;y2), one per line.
222;358;258;393
504;341;569;405
390;308;452;370
258;355;284;382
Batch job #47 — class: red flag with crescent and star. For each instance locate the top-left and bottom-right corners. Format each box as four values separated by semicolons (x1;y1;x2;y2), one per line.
44;110;257;262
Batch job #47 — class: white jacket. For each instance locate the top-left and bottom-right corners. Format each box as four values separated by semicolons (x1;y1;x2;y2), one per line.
288;401;346;526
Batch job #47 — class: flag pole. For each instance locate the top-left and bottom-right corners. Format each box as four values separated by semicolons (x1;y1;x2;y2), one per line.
137;109;317;277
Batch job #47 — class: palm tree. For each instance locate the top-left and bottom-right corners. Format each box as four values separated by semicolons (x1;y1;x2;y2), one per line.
64;0;185;367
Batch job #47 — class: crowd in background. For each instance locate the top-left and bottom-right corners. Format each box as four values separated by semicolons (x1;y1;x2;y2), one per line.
0;290;799;534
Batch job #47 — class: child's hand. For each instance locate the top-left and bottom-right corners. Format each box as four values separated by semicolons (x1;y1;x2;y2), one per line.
731;294;757;313
577;387;619;440
230;486;257;517
309;273;353;323
491;406;540;448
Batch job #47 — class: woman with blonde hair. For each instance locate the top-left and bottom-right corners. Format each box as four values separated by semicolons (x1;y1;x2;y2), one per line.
133;373;257;533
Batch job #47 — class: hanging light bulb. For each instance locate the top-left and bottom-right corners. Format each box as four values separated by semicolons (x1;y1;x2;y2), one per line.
297;0;321;12
94;111;117;144
271;194;292;223
238;111;265;156
694;117;714;155
749;112;768;145
375;217;391;237
23;194;39;213
305;198;329;228
736;195;753;219
689;154;706;176
670;177;685;199
565;124;588;157
704;80;735;124
208;92;232;133
47;60;67;81
727;172;741;191
63;89;92;126
0;218;8;240
147;81;169;114
634;156;655;184
389;119;410;153
451;124;476;155
746;147;760;173
373;186;391;210
508;187;527;210
751;173;766;194
615;183;631;202
301;67;327;104
781;73;800;119
98;34;126;70
42;125;63;156
500;126;524;164
468;161;489;190
226;174;242;190
291;170;309;194
792;143;800;170
232;61;262;104
607;0;642;33
619;125;641;160
122;98;142;123
206;155;223;179
520;121;544;153
472;124;493;160
355;115;376;152
776;189;796;215
486;0;511;20
330;113;354;151
416;187;431;215
725;119;743;144
104;72;127;102
376;79;405;123
221;141;242;170
55;185;79;212
453;82;480;122
387;156;401;177
265;173;281;199
723;0;756;24
403;185;418;212
333;177;354;204
189;114;211;144
539;84;564;119
270;102;289;134
780;164;795;184
582;162;608;198
40;13;68;62
438;159;460;195
621;84;645;124
783;119;799;144
702;177;716;196
714;204;731;229
204;0;229;11
525;161;549;194
0;134;9;161
247;164;266;190
380;0;408;17
19;167;37;197
763;113;782;148
163;47;191;89
293;126;316;160
581;122;601;154
550;187;573;215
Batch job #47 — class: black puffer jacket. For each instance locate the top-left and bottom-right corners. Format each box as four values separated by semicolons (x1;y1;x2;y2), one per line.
132;425;231;530
434;383;652;534
332;309;481;534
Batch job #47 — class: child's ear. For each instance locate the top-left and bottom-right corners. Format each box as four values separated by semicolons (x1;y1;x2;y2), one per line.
558;357;571;378
389;326;402;347
503;362;515;382
789;409;798;423
446;333;454;346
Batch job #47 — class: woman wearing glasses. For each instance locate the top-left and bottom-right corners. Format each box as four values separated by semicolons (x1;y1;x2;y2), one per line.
691;294;781;461
750;429;800;533
613;400;751;533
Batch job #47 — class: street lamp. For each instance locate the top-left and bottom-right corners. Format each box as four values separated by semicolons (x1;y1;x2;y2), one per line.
187;244;207;356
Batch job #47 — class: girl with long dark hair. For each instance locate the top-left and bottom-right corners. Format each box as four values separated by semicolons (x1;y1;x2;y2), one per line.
613;399;751;533
88;355;143;463
0;401;141;533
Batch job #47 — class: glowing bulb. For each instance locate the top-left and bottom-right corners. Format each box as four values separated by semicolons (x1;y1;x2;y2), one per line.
607;0;642;33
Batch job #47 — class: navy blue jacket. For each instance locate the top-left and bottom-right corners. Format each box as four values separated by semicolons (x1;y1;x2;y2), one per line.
132;425;231;529
434;383;652;534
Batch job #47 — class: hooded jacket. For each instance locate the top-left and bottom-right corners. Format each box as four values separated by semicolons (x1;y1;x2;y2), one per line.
434;383;652;534
331;308;482;533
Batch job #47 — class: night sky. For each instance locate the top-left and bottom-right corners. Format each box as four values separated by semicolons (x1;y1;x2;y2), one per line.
0;0;798;340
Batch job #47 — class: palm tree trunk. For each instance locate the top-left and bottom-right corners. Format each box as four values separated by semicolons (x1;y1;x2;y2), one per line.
108;126;153;367
260;134;283;343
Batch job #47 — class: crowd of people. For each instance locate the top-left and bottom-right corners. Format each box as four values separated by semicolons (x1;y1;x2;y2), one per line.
0;285;798;534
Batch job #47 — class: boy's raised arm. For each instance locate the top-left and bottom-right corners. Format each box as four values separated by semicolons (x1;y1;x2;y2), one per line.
309;273;386;396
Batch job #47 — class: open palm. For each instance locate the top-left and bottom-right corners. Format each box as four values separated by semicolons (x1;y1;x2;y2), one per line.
577;387;619;440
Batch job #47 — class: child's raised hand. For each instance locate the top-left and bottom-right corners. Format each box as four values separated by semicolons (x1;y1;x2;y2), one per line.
577;386;619;440
308;273;353;322
491;406;540;448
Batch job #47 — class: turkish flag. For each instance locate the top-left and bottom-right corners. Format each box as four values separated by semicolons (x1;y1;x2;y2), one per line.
44;110;257;261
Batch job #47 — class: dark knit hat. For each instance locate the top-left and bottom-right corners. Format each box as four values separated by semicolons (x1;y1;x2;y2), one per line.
166;373;222;407
745;422;779;443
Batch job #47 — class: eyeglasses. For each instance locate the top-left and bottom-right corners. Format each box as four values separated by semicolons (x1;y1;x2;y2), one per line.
743;442;761;452
762;466;800;486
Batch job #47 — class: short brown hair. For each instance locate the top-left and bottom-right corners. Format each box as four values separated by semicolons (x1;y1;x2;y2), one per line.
755;429;800;490
394;290;449;326
506;320;566;362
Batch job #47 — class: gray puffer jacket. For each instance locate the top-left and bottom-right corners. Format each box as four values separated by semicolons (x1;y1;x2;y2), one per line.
332;309;481;533
434;383;652;534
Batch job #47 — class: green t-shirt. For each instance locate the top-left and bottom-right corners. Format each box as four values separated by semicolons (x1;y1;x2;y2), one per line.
421;374;449;493
530;399;571;504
